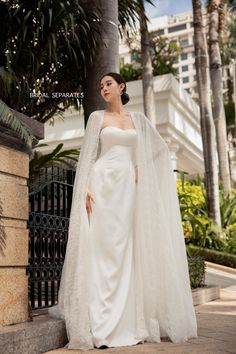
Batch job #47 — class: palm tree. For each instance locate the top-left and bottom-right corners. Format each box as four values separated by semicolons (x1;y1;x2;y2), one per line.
138;0;156;125
0;0;100;122
82;0;154;123
82;0;119;122
208;0;232;197
220;3;236;138
192;0;221;226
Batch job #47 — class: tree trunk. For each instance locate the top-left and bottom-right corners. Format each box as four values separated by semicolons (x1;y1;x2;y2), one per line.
192;0;221;226
82;0;119;124
208;0;232;197
138;0;156;125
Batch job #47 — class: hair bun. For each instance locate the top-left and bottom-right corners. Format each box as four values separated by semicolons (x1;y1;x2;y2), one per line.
121;91;130;105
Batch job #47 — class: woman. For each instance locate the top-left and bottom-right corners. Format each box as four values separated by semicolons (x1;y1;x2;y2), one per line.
48;72;198;350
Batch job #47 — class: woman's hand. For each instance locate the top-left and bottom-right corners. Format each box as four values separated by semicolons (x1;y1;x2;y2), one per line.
86;189;95;215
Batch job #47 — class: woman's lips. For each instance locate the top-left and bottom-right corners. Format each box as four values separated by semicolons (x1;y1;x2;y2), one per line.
104;92;110;96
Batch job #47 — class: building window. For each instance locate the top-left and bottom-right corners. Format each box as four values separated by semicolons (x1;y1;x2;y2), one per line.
182;77;189;83
170;39;177;45
180;52;188;60
192;52;195;58
131;52;140;62
120;57;125;66
173;57;179;64
152;29;164;36
190;22;193;27
168;24;187;33
180;38;189;47
182;65;188;72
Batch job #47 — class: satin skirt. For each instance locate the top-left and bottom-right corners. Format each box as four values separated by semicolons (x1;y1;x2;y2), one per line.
87;147;141;348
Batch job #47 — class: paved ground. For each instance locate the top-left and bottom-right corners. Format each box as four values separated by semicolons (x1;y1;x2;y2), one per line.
45;263;236;354
205;265;236;288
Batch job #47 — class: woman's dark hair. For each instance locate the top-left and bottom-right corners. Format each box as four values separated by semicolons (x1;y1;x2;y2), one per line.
100;72;130;105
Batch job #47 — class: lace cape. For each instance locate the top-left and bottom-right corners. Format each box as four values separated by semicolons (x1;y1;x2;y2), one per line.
48;110;198;349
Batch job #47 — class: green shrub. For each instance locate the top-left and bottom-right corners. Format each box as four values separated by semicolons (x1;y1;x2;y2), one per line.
222;191;236;255
224;229;236;254
187;244;236;268
187;255;206;288
177;178;226;250
177;177;236;256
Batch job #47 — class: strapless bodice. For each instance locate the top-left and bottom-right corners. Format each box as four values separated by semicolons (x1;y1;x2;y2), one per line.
97;126;137;164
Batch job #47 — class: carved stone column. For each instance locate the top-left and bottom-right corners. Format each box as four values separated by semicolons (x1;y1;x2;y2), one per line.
164;137;180;176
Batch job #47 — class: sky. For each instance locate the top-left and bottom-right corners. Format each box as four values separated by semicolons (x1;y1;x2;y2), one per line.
145;0;193;18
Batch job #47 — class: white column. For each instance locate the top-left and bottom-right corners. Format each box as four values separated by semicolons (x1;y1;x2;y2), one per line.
165;137;180;179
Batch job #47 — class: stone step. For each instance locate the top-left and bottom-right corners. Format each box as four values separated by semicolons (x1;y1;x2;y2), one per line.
0;313;67;354
0;285;220;354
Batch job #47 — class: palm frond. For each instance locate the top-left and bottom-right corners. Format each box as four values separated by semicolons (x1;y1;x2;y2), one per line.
118;0;155;37
29;142;80;181
0;99;33;149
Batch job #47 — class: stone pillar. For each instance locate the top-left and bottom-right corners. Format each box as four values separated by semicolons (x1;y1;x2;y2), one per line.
0;146;29;325
0;110;44;326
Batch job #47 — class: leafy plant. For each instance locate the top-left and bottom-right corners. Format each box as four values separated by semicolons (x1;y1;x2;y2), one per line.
225;230;236;254
120;63;142;82
29;143;79;184
150;35;182;77
176;173;236;256
177;178;226;250
124;31;182;79
219;189;236;229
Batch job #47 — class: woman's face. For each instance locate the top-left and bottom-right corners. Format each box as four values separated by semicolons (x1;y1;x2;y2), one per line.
100;76;125;103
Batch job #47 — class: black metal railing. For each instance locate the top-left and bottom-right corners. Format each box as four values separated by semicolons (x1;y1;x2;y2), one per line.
26;167;75;309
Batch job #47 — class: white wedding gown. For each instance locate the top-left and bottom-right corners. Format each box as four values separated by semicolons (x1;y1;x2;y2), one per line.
87;126;142;348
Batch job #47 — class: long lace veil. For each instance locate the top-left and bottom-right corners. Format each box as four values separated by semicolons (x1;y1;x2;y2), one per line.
48;110;198;349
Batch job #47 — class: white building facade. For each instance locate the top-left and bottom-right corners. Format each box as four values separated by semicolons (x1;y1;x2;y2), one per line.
120;11;198;97
38;74;204;178
120;9;236;102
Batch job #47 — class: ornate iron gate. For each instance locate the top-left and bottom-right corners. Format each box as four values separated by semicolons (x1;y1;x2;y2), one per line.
26;167;75;309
